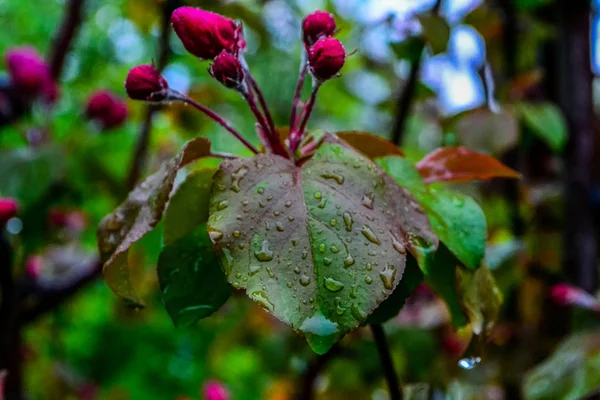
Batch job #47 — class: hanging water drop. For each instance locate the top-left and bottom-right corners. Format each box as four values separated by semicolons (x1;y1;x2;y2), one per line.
379;265;396;290
458;357;481;370
254;240;273;261
251;291;274;312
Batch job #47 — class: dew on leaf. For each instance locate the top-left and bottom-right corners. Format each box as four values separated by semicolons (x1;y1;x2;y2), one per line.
251;291;274;312
314;191;322;199
209;230;224;243
231;166;248;192
249;265;261;276
254;240;273;262
365;263;372;271
365;276;373;284
361;225;381;245
285;200;292;208
299;275;311;286
318;197;328;209
329;219;337;227
276;222;285;232
274;211;280;217
216;200;228;210
321;172;345;185
232;230;241;238
362;193;374;209
344;254;355;268
257;187;265;194
288;216;295;221
324;257;332;266
330;245;340;253
335;297;347;315
325;277;344;292
379;265;396;290
302;250;308;260
318;243;326;253
343;212;353;232
391;233;406;254
266;267;275;278
351;304;365;321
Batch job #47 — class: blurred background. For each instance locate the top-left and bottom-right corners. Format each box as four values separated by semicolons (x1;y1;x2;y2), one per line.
1;0;600;399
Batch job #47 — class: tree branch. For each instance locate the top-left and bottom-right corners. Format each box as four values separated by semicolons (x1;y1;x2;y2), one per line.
370;324;403;400
390;0;442;146
294;345;340;400
48;0;85;80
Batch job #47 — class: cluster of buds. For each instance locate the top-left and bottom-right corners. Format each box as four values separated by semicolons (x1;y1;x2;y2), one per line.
550;283;600;312
85;90;128;130
3;47;58;104
124;7;348;159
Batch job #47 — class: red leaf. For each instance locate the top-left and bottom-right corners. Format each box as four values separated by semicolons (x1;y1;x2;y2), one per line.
416;147;521;184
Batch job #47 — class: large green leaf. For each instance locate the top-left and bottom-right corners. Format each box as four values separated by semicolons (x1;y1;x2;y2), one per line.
524;332;600;400
378;156;487;270
207;134;437;354
97;137;211;305
157;225;231;327
517;102;568;152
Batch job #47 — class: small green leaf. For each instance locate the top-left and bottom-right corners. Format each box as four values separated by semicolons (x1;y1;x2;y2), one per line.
425;244;468;328
517;102;568;152
366;256;424;324
157;225;231;327
453;107;520;155
378;156;487;270
97;137;211;305
164;168;216;245
524;332;600;400
208;134;437;354
418;14;451;54
390;36;425;63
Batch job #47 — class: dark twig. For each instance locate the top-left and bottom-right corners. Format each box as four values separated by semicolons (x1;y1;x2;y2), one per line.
390;0;442;146
0;232;23;399
126;0;178;191
370;324;403;400
295;346;340;400
48;0;85;80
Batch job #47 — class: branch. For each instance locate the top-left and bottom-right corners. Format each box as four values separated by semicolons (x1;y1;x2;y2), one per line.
390;0;442;145
0;232;23;399
126;0;179;191
48;0;85;80
370;324;403;400
294;345;341;400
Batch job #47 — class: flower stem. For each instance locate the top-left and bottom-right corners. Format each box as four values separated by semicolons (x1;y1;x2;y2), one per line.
370;324;403;400
290;82;320;153
175;93;259;154
242;89;288;158
247;75;277;137
290;53;308;131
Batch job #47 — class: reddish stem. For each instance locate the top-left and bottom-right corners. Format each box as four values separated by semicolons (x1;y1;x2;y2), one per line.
291;83;320;152
247;74;276;137
176;94;259;154
242;90;288;157
290;55;308;132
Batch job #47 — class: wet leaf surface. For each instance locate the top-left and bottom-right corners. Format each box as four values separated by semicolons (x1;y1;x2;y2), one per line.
379;156;487;269
97;137;211;305
207;133;437;353
416;146;521;184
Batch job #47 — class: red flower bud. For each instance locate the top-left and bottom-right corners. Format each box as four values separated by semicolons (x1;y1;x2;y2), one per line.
209;51;245;89
551;283;600;310
85;90;128;130
0;197;18;226
4;47;57;103
203;380;230;400
125;64;170;101
302;10;336;47
308;37;346;81
171;7;244;60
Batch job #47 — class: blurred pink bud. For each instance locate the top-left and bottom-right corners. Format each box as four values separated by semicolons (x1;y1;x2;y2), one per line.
4;47;57;103
209;51;245;89
308;37;346;81
0;198;18;226
203;380;230;400
171;7;244;60
125;64;170;101
302;10;336;47
551;283;600;311
48;209;87;232
85;90;128;130
25;255;43;279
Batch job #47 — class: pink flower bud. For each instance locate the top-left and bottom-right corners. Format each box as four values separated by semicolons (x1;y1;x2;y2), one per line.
85;90;128;130
203;380;230;400
0;197;18;226
25;255;43;279
551;283;599;310
125;64;170;101
308;37;346;81
209;51;245;89
48;208;87;232
171;7;244;60
302;10;336;47
4;47;58;103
